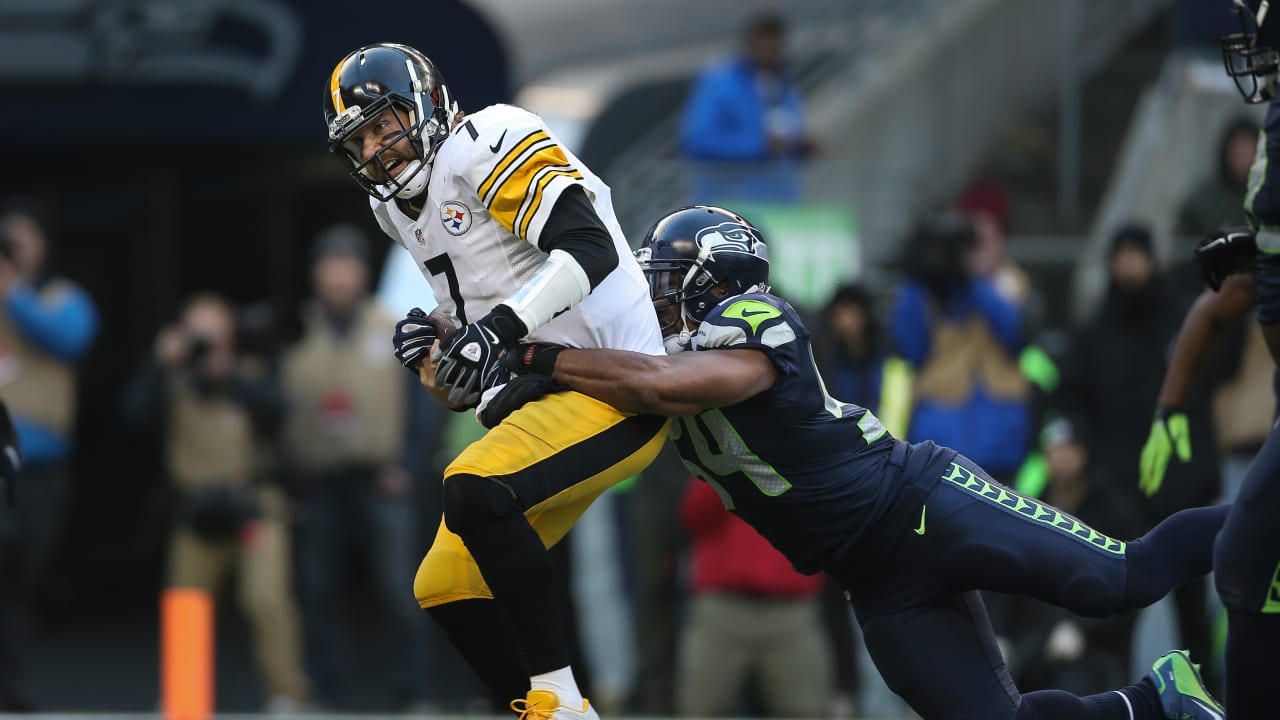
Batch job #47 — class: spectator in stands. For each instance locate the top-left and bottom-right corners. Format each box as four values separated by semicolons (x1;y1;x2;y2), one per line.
1176;117;1259;237
999;419;1140;697
956;181;1039;316
679;13;815;201
122;292;309;713
281;225;432;712
889;213;1031;482
817;283;911;441
675;477;831;718
0;202;97;609
1057;223;1221;684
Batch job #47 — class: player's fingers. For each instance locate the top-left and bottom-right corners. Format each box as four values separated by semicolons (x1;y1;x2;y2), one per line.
447;368;478;406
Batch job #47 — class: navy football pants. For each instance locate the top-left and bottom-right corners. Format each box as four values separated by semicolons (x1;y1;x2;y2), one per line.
1214;417;1280;718
831;445;1227;720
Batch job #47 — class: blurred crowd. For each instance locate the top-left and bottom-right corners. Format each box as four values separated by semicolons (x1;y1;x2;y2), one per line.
0;9;1267;720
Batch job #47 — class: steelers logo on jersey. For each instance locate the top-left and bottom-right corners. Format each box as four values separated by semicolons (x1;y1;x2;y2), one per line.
440;201;473;236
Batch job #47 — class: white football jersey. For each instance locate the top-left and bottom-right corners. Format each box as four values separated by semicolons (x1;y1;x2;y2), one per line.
371;104;662;356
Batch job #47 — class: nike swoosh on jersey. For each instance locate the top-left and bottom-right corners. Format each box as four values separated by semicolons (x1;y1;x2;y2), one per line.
914;505;927;535
489;129;508;154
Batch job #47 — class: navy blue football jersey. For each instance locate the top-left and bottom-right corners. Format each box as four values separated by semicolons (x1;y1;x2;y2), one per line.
669;291;897;573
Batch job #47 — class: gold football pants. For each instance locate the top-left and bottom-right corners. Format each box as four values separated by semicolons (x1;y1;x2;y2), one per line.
414;390;669;607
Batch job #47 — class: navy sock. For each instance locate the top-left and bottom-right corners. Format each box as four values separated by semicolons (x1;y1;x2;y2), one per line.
1017;680;1160;719
1126;505;1230;608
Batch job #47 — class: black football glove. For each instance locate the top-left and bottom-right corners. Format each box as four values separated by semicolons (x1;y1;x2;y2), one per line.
392;308;439;372
478;374;570;429
1194;226;1257;291
432;305;527;407
506;343;567;377
0;401;20;506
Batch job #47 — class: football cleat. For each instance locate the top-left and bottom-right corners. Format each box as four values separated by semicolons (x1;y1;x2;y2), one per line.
510;689;599;720
1146;650;1225;720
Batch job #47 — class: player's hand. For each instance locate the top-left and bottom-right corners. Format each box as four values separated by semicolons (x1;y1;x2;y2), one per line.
432;305;526;407
506;343;566;377
1194;226;1257;291
392;308;438;372
1138;407;1192;497
478;374;569;429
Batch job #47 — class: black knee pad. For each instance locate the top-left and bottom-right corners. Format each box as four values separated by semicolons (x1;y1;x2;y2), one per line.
442;473;521;537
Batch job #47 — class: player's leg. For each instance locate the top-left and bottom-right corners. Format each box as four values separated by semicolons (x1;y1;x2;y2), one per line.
416;391;669;713
928;456;1227;619
1213;420;1280;718
856;591;1162;720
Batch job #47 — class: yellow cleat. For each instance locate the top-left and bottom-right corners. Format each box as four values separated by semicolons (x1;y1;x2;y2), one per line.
511;689;600;720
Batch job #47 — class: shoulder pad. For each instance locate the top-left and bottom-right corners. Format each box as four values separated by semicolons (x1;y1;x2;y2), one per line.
692;292;803;351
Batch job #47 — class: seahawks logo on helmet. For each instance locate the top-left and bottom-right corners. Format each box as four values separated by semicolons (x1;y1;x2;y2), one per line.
695;222;762;255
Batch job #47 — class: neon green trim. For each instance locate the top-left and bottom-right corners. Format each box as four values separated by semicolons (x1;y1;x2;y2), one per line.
1264;559;1280;613
720;299;781;334
941;461;1126;555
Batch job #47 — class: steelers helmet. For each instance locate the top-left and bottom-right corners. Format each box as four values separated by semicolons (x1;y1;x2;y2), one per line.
323;43;459;201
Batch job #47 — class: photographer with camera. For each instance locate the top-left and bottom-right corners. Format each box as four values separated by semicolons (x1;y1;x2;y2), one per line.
889;212;1032;483
122;292;308;712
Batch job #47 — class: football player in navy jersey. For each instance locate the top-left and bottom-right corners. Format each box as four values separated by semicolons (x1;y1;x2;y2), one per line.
1132;2;1280;716
496;206;1229;720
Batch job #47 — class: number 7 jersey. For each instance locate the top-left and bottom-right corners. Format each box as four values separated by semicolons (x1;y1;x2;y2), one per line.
672;291;898;573
370;103;663;355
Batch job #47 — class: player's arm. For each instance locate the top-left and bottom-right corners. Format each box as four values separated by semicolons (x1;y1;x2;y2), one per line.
433;118;618;405
1138;272;1255;496
1156;272;1256;408
549;347;778;417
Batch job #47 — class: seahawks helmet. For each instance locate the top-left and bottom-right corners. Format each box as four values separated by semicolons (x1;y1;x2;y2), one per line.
323;43;459;201
636;206;770;350
1222;0;1280;103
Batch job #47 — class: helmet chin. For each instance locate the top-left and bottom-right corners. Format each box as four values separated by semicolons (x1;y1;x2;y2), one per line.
391;159;431;199
663;331;692;354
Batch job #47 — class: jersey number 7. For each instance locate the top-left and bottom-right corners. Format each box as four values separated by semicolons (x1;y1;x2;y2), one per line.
424;254;467;324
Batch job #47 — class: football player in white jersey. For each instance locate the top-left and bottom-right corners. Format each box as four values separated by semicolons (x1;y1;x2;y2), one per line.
323;43;670;720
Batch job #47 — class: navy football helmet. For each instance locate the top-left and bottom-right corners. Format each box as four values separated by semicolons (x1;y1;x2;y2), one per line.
636;206;770;346
1222;0;1280;103
323;43;459;201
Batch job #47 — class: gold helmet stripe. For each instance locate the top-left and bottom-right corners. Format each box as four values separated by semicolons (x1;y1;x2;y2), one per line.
329;56;348;114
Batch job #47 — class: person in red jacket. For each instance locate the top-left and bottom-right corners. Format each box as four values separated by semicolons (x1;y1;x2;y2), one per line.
676;477;831;718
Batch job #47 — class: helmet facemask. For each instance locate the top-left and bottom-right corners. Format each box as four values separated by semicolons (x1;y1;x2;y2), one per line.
1222;0;1280;103
326;47;458;201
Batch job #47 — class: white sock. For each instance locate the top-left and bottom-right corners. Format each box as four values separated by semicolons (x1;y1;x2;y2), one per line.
531;666;584;707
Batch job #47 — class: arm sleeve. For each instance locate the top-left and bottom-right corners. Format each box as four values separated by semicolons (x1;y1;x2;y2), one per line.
538;185;618;289
7;283;98;361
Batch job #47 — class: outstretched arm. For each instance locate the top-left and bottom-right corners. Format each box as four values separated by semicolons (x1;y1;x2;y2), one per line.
1156;272;1256;408
551;348;778;416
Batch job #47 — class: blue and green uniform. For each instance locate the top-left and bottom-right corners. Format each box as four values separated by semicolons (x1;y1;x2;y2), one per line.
676;291;1228;720
1218;45;1280;715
